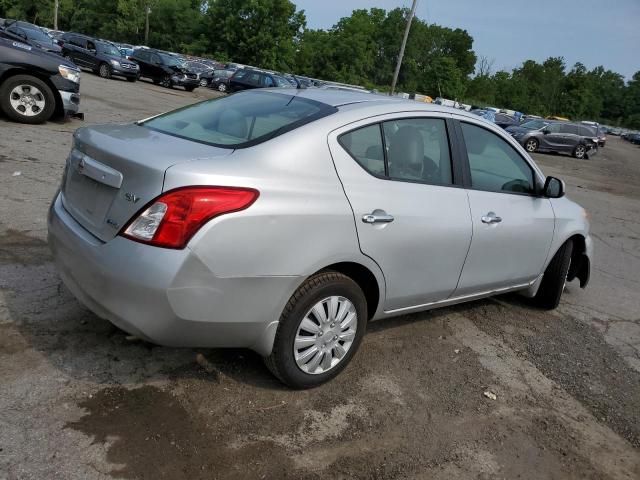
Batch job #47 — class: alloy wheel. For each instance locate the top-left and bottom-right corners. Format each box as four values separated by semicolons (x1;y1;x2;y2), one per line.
9;84;46;117
575;145;586;158
199;78;208;87
99;64;109;78
218;83;227;92
293;296;358;375
525;139;538;152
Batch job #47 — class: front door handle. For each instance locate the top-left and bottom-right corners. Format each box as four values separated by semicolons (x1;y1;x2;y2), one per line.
362;209;394;224
481;212;502;224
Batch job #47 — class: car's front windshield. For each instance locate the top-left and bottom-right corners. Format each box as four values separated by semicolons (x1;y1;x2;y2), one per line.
24;27;51;42
160;54;182;67
98;43;121;56
521;120;547;130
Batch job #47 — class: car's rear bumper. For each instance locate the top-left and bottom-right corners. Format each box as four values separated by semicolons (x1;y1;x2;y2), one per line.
47;193;299;355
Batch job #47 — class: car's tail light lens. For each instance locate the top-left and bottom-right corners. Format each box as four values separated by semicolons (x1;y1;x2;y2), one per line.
121;186;259;249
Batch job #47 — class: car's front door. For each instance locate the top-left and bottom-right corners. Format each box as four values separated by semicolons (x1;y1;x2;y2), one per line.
454;120;555;295
329;115;473;311
85;40;99;70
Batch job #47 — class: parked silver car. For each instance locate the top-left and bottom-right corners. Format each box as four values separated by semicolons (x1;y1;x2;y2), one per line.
48;89;593;388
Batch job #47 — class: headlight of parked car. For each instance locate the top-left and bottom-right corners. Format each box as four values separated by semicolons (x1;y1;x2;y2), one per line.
58;65;81;83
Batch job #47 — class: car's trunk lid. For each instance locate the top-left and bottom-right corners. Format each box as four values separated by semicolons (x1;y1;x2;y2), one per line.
61;123;233;242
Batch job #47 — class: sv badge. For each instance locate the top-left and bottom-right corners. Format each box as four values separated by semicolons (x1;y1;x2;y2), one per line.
124;192;141;203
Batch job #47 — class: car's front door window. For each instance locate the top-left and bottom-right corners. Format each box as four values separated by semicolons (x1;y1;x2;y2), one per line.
460;122;535;195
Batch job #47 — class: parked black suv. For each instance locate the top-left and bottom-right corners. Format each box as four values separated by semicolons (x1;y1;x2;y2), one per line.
0;37;80;123
2;21;62;55
59;33;139;81
507;120;598;159
201;68;235;91
228;68;291;92
129;48;199;91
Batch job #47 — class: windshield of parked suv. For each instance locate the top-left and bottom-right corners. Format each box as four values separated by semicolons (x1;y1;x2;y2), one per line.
214;69;233;78
521;120;548;130
23;27;51;42
98;43;121;56
142;91;337;148
273;75;292;87
159;53;182;67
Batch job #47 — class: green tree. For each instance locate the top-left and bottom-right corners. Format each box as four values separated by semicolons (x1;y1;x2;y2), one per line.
205;0;305;70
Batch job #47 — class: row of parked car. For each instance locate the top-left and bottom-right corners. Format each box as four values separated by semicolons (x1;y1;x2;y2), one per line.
468;108;606;160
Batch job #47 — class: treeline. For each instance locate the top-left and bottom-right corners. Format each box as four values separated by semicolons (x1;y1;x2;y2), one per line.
2;0;638;127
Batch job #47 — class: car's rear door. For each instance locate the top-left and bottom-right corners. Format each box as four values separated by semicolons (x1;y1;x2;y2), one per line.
329;113;473;312
70;36;90;67
453;119;555;295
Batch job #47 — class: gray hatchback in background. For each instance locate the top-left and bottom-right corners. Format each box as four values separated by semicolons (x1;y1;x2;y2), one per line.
506;119;598;159
48;89;593;388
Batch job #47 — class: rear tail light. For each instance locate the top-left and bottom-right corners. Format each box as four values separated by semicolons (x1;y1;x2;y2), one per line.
121;186;259;249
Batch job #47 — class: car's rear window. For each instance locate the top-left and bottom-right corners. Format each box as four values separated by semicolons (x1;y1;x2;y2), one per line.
141;91;337;148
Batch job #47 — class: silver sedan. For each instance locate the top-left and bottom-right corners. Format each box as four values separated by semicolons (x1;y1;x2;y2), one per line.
48;89;593;388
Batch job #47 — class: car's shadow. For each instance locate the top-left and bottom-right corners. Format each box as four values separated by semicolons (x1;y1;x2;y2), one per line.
3;237;542;392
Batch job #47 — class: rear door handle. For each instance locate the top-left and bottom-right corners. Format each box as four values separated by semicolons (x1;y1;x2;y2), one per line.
362;209;394;224
481;212;502;224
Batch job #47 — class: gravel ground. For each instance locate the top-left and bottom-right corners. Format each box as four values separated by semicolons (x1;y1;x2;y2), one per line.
1;74;639;480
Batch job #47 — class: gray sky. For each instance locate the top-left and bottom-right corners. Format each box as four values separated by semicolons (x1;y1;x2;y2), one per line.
294;0;639;81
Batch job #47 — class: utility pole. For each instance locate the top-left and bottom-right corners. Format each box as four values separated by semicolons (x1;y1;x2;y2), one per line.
144;4;151;45
54;0;59;30
390;0;418;96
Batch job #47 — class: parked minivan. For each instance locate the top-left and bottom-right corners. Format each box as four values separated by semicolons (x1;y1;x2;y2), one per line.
506;120;598;159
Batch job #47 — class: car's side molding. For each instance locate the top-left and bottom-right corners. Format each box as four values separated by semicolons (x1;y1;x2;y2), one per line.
379;277;540;318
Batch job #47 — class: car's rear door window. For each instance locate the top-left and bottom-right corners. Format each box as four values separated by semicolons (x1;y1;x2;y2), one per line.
383;118;453;185
339;117;453;186
142;91;337;148
460;122;535;195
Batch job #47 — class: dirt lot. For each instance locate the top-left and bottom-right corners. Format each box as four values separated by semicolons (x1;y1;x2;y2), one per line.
1;74;639;480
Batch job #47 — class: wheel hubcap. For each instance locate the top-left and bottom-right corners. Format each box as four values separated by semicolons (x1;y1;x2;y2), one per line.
9;85;45;117
218;84;226;92
526;140;536;151
293;296;357;375
100;65;108;77
576;146;585;157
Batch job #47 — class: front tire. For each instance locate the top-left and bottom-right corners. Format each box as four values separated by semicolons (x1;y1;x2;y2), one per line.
126;76;137;83
525;138;538;153
573;144;587;159
265;272;367;389
0;75;56;124
160;75;172;88
199;78;209;87
217;83;227;93
533;240;573;309
185;86;196;92
98;62;112;79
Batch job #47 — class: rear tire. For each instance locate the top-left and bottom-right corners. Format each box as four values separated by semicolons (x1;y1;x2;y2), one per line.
199;78;209;87
533;240;573;310
218;83;227;93
0;75;56;124
264;272;367;389
126;76;137;83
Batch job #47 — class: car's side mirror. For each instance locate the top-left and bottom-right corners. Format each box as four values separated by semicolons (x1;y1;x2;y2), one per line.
89;48;97;54
542;128;550;134
544;176;565;198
